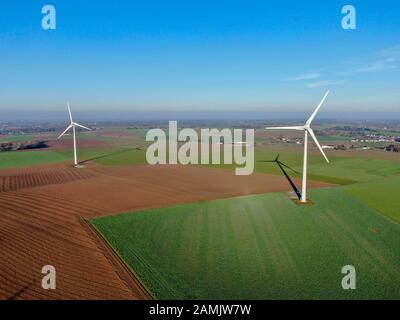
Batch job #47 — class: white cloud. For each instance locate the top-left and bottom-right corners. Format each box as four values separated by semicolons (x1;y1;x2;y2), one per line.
357;59;398;73
285;45;399;88
306;80;346;88
356;45;400;73
284;72;320;81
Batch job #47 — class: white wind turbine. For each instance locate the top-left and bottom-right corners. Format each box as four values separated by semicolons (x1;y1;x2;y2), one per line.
58;103;92;166
265;91;330;203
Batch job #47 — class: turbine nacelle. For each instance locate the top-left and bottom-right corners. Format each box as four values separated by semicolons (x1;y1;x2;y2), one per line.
265;90;330;164
58;104;91;140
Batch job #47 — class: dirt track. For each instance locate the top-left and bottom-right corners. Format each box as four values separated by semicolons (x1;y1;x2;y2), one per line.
0;163;330;300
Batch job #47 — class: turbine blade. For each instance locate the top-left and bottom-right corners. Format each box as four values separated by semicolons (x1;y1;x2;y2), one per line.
58;124;73;139
265;126;305;130
74;123;92;131
306;90;330;126
307;128;329;163
67;102;73;123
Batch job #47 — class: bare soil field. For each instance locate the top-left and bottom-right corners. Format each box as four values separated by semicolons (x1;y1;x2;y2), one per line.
0;162;330;300
0;163;96;192
37;164;330;216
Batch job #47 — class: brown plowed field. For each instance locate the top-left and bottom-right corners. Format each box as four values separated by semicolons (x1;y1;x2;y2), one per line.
0;164;97;193
0;163;330;300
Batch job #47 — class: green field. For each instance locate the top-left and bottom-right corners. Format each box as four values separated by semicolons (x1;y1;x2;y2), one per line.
0;134;35;142
316;135;349;142
303;158;400;183
49;130;148;166
344;175;400;224
206;147;399;185
93;148;147;166
0;150;69;169
92;188;400;299
53;147;146;166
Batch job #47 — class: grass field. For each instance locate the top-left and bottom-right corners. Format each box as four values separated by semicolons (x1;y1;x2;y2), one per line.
315;135;349;142
55;147;147;166
54;147;145;165
302;158;400;183
344;175;400;224
207;147;399;185
0;150;69;169
92;188;400;299
0;134;35;142
93;148;147;166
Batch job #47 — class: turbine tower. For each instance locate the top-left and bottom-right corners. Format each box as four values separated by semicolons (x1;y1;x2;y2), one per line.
265;91;330;203
58;103;91;166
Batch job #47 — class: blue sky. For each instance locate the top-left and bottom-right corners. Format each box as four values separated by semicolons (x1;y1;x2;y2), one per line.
0;0;400;119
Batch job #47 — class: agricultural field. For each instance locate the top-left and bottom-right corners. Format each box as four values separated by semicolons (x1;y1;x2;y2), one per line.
0;150;69;169
301;157;400;183
2;0;400;304
0;134;35;142
2;160;318;300
1;129;397;176
344;175;400;224
91;188;400;300
207;145;400;185
1;125;399;300
0;129;148;169
91;148;147;166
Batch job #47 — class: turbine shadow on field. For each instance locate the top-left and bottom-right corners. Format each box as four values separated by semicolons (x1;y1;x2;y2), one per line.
258;155;302;200
79;146;145;165
257;160;300;175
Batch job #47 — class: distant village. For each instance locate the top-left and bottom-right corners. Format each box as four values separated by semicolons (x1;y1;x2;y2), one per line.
267;126;400;153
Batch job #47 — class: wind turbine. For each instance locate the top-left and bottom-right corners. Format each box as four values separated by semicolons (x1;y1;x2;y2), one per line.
265;91;330;203
58;103;91;166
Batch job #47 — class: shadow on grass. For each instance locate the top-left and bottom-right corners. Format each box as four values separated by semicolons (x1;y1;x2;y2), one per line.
258;155;302;200
79;146;145;165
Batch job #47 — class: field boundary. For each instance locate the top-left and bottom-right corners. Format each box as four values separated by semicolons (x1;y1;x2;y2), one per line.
79;218;153;300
